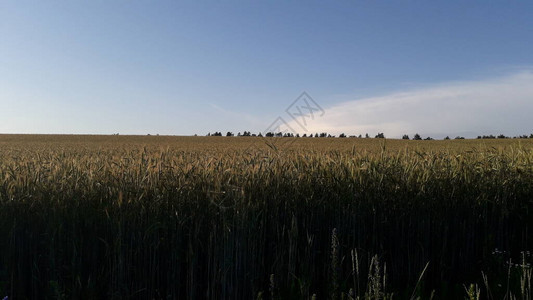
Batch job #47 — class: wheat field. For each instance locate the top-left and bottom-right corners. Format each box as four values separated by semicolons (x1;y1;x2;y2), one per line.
0;134;532;299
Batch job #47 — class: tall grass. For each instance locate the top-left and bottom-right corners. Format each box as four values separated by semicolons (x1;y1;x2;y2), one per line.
0;135;532;298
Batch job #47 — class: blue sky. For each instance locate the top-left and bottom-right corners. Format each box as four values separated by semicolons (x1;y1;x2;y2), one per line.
1;1;532;137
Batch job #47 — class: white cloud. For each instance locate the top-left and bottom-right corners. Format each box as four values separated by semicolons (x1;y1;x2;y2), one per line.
289;71;533;138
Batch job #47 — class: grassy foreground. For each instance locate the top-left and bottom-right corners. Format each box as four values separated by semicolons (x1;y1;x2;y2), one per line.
0;135;532;299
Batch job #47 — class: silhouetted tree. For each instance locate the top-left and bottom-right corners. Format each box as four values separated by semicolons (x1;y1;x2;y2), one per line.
365;133;370;138
478;134;496;139
444;136;450;140
226;132;234;137
339;133;346;138
402;134;409;140
413;133;422;140
375;133;385;138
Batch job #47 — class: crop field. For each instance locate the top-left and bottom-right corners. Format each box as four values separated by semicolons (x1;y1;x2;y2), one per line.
0;134;532;299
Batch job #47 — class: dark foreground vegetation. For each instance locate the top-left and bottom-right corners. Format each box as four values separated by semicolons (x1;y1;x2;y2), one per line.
0;135;531;299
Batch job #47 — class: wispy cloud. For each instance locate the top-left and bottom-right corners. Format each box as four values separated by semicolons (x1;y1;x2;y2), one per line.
290;71;533;138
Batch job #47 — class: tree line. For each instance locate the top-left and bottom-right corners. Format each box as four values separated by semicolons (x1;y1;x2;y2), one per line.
206;131;533;140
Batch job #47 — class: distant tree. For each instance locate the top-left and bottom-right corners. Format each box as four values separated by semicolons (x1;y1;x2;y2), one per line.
365;133;370;138
413;133;422;140
207;132;211;136
424;137;433;140
530;133;533;138
302;133;307;137
375;133;385;138
315;133;319;138
358;134;362;138
320;133;327;138
497;134;507;139
339;133;346;138
226;132;234;137
237;132;242;136
444;136;450;140
402;134;410;140
296;133;300;138
258;132;263;137
455;136;465;140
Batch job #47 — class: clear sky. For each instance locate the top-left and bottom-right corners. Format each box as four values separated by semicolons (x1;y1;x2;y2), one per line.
1;1;532;137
